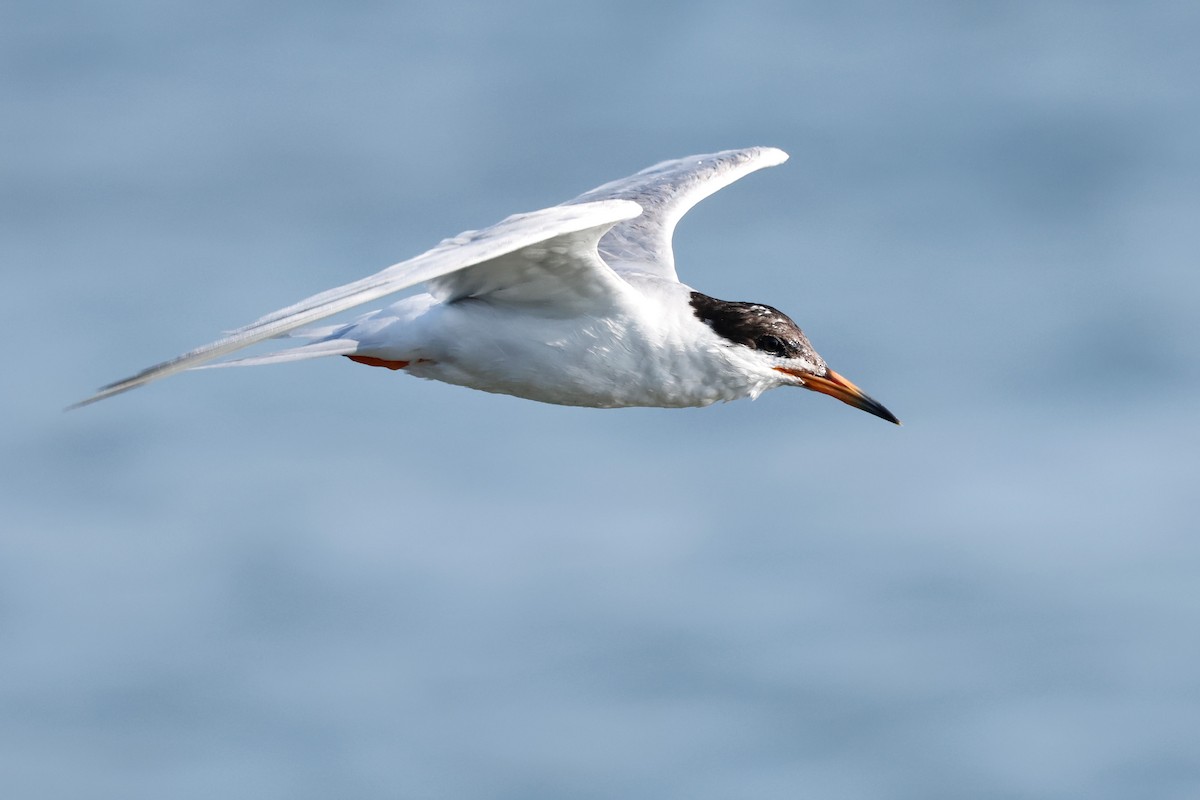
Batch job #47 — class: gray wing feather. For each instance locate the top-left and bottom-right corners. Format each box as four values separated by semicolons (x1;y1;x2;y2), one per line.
71;199;641;408
564;147;788;281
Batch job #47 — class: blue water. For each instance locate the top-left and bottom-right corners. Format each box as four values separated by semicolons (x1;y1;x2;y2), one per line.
4;2;1199;798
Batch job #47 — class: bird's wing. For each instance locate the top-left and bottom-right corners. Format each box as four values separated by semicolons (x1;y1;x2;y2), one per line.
564;146;788;282
71;199;642;408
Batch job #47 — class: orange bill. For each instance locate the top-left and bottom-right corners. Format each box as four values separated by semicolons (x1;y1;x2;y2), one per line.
776;367;900;424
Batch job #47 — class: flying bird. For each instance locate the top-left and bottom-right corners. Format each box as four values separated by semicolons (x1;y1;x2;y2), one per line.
72;147;898;423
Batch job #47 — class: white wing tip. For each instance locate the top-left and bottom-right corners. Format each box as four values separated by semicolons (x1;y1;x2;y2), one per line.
727;146;788;169
758;146;789;165
633;146;790;182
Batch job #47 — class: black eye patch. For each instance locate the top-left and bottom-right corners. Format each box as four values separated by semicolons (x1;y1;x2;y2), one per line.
689;291;815;362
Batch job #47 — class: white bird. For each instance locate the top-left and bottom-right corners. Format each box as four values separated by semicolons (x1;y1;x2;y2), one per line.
72;147;898;423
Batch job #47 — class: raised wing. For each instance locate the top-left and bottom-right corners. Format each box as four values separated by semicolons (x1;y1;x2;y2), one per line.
565;146;788;281
71;199;641;408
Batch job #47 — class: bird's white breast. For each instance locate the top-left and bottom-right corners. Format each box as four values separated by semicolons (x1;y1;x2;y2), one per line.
355;280;776;408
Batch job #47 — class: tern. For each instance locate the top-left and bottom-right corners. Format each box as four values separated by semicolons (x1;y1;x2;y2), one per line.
72;147;898;423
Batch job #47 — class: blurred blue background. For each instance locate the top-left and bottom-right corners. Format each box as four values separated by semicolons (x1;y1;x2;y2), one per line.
4;2;1199;798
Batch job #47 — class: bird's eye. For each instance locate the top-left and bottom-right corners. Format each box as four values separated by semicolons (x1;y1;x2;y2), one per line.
755;334;789;356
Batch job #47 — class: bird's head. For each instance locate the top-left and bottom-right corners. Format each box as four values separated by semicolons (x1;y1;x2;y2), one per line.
689;291;899;424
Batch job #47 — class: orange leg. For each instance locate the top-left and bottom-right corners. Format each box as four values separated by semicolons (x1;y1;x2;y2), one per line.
345;355;410;370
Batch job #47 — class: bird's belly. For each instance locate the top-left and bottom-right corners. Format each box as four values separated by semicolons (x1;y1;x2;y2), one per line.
409;316;751;409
